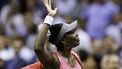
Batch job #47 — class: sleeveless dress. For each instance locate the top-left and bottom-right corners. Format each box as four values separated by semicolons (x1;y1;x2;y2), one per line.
22;51;82;69
54;51;83;69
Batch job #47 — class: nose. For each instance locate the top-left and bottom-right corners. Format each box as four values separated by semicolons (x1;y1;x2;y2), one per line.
75;34;78;37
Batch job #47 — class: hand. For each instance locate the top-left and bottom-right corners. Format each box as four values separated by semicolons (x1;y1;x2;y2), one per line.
43;0;57;17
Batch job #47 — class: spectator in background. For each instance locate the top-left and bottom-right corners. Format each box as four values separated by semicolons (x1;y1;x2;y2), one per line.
92;39;103;69
81;0;120;40
6;35;35;69
85;55;97;69
0;33;12;69
101;54;121;69
0;23;5;34
24;10;37;50
0;0;7;13
0;34;13;62
25;0;44;26
120;0;122;11
6;36;28;69
106;12;122;46
55;0;83;17
111;0;121;8
102;36;118;54
0;0;44;37
38;0;48;18
0;0;20;25
92;35;119;69
0;59;6;69
101;55;109;69
0;0;28;37
11;36;35;64
117;46;122;67
92;39;103;54
78;49;97;69
52;0;85;25
0;34;8;69
107;54;120;69
78;50;89;69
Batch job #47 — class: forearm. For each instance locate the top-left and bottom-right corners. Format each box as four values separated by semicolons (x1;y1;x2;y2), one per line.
34;24;49;51
34;23;51;65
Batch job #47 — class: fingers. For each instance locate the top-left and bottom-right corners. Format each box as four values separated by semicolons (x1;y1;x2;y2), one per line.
43;0;57;16
43;0;51;11
49;0;51;9
43;0;48;6
45;0;48;5
54;8;57;12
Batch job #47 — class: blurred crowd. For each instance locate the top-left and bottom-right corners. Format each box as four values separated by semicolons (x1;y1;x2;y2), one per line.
0;0;122;69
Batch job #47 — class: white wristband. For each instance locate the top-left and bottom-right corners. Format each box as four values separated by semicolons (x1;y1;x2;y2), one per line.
44;15;54;26
38;24;51;37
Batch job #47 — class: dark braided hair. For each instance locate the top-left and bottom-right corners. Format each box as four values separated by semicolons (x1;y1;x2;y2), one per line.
49;24;63;44
49;24;66;51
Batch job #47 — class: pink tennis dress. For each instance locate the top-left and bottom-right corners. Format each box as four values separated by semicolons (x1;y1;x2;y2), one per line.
55;51;83;69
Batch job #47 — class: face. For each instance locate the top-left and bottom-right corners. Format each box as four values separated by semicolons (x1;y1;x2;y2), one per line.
0;59;5;68
62;30;80;48
101;55;108;69
92;40;102;53
107;56;120;69
0;36;7;49
102;36;117;52
12;40;23;54
11;0;20;10
26;0;36;8
114;13;122;23
86;57;96;69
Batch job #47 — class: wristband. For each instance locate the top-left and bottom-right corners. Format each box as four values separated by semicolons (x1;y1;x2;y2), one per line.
44;15;54;26
38;24;51;37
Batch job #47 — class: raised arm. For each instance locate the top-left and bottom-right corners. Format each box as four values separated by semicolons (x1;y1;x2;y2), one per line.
34;0;59;69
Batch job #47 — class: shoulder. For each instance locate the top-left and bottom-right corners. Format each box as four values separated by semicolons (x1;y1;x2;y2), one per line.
71;51;81;62
71;51;83;68
71;51;79;57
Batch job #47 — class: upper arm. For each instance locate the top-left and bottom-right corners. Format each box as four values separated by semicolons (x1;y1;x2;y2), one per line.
34;49;60;69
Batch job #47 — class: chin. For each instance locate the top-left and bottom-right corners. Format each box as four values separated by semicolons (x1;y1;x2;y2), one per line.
73;42;79;48
76;43;80;47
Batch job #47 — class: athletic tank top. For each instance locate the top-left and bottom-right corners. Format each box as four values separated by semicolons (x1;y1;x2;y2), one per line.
54;51;83;69
22;51;82;69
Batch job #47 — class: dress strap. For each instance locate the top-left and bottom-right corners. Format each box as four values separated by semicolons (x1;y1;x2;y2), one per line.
71;51;83;69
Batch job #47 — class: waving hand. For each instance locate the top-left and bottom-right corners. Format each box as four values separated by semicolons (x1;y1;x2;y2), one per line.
43;0;57;16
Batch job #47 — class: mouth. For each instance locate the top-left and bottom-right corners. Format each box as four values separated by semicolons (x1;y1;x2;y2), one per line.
74;38;80;46
76;38;80;42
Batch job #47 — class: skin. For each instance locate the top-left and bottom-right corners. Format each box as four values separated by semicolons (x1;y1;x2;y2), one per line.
101;55;120;69
107;55;120;69
34;0;81;69
12;39;23;55
0;35;6;50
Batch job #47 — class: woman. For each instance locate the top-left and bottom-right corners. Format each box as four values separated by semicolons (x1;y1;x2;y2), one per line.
23;0;82;69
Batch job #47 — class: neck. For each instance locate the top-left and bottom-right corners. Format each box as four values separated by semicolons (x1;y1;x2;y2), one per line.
58;48;72;58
